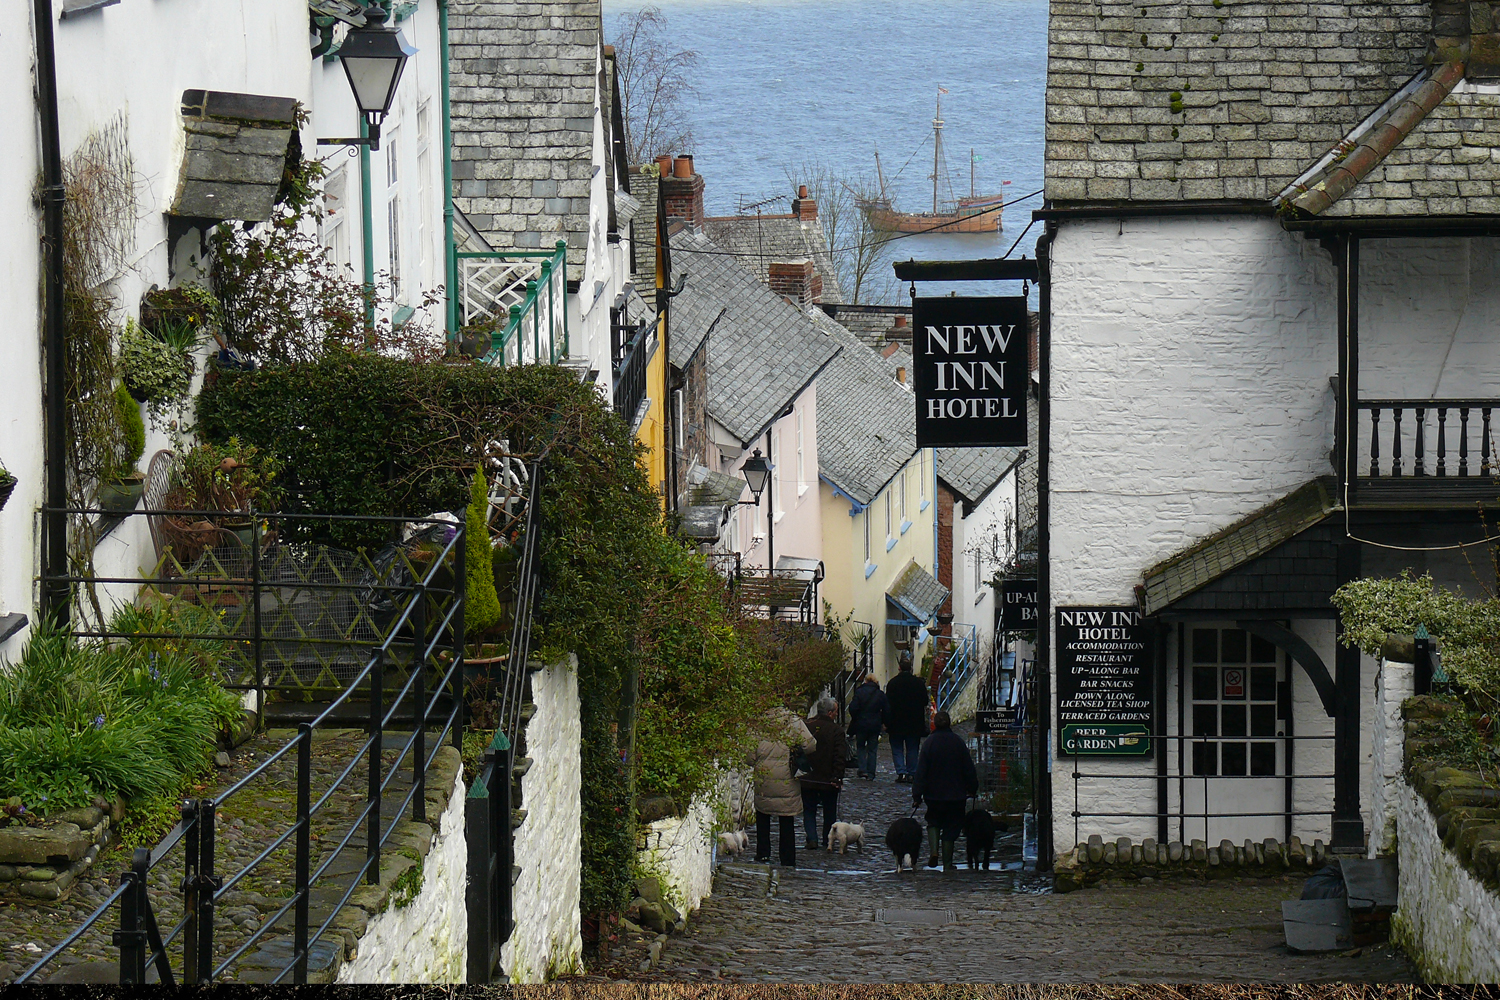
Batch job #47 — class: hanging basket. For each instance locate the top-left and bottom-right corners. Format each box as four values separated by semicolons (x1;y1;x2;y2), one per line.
0;476;15;512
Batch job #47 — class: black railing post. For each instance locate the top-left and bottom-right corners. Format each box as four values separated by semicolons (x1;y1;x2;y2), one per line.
1414;632;1432;697
196;800;217;982
114;849;149;984
454;522;467;752
464;756;493;984
497;739;515;944
181;801;200;984
250;506;264;721
414;573;427;823
368;646;384;884
294;724;312;984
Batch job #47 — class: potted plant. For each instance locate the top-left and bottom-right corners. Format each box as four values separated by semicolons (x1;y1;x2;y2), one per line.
161;438;283;562
117;318;193;424
0;463;15;512
456;321;497;360
96;383;147;512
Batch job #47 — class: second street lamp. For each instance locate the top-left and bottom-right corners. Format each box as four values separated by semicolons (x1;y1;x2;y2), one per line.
318;3;416;152
739;448;770;505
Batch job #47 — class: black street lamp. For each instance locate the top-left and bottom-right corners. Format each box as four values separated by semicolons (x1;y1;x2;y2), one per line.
738;448;770;505
318;3;416;152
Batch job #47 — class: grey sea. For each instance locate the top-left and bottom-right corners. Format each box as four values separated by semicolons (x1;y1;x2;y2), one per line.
603;0;1050;300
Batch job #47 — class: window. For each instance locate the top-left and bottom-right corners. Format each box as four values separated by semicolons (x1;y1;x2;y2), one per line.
772;429;783;517
919;451;926;500
386;125;402;302
900;470;907;521
885;490;892;540
321;166;350;275
973;551;983;593
673;389;685;451
416;101;433;289
1190;627;1282;777
795;410;805;493
863;508;871;564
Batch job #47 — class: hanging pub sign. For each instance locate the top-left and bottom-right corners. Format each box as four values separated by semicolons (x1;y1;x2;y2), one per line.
913;294;1028;448
1055;606;1155;757
998;578;1038;631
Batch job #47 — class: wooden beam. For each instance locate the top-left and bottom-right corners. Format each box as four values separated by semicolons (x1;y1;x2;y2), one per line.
892;258;1039;283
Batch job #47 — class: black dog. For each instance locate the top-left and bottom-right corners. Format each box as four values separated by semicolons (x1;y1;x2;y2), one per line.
885;817;923;872
963;808;996;870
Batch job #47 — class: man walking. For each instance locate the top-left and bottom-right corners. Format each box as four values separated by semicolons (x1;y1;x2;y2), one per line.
912;710;978;870
799;696;846;849
885;652;929;782
845;674;888;780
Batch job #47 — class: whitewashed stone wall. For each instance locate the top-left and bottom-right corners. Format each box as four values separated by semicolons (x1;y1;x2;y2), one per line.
1368;657;1414;857
502;656;582;983
336;769;467;984
1392;778;1500;982
639;795;717;915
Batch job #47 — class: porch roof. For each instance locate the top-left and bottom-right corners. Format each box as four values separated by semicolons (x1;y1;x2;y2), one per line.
1139;478;1340;617
887;561;949;625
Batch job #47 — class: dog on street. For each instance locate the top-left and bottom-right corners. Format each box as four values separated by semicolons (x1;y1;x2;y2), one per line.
962;808;996;870
885;817;923;872
827;821;864;854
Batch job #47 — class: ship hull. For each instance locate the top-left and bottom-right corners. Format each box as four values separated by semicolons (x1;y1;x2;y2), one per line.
869;206;1000;234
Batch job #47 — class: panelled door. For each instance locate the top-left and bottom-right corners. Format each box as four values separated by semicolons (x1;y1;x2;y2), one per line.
1180;625;1287;843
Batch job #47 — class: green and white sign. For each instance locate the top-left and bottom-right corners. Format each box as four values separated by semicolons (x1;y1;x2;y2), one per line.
1060;723;1152;756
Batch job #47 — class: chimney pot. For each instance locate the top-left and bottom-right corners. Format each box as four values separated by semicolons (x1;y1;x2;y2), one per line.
655;154;673;177
896;366;907;384
798;184;808;199
673;155;694;179
894;315;908;328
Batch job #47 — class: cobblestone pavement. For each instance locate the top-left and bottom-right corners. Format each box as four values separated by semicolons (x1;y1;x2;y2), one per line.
596;737;1419;983
1;727;442;985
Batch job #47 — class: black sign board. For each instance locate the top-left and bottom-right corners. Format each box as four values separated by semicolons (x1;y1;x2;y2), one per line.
998;579;1037;631
913;295;1028;448
1055;606;1155;757
974;706;1018;733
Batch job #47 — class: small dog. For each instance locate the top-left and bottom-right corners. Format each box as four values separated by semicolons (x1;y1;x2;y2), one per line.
827;821;865;854
962;808;996;870
718;829;749;856
885;817;923;872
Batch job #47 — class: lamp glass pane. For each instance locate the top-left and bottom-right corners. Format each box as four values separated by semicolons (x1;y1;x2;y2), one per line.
343;56;403;114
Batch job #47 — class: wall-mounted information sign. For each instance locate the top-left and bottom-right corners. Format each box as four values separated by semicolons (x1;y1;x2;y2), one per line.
998;578;1037;631
913;295;1028;448
1056;606;1155;758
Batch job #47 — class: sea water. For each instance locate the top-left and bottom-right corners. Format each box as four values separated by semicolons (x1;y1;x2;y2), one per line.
603;0;1050;300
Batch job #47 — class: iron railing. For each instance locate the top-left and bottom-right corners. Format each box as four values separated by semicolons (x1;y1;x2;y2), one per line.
833;620;874;730
612;316;653;426
458;241;569;366
936;622;978;711
18;510;468;985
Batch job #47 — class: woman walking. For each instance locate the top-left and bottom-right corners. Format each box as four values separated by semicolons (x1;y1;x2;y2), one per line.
800;696;847;849
912;710;978;870
750;705;817;867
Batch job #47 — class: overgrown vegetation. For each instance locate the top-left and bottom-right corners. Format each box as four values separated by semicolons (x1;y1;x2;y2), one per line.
0;602;240;818
1332;570;1500;714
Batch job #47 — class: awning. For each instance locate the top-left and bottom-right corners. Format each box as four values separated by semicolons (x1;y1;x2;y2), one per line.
886;562;949;625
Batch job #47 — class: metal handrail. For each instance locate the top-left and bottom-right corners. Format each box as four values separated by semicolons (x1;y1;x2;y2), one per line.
462;242;569;366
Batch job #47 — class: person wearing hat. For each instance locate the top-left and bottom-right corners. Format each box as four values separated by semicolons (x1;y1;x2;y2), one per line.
749;705;817;867
885;651;929;783
912;710;978;870
845;673;888;780
799;696;847;849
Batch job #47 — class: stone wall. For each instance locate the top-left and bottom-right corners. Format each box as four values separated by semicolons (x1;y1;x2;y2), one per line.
1368;656;1414;856
1053;832;1331;892
502;656;583;983
335;763;467;983
638;792;719;916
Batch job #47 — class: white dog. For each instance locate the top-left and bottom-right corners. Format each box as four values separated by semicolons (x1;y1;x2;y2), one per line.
718;830;749;856
826;821;865;854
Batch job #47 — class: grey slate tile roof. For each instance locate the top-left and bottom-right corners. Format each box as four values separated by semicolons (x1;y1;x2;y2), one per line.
1045;1;1430;205
1139;478;1339;616
669;228;841;447
810;311;920;507
448;0;601;279
888;561;950;623
702;214;845;304
936;444;1025;509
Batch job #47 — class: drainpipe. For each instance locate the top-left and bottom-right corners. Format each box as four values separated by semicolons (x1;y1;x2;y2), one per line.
1034;219;1057;871
438;0;457;340
35;0;68;627
765;430;774;573
361;119;375;330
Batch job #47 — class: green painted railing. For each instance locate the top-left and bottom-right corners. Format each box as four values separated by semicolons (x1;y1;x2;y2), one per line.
457;241;568;366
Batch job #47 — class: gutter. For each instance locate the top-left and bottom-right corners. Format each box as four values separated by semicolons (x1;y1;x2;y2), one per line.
1032;200;1274;222
35;0;68;626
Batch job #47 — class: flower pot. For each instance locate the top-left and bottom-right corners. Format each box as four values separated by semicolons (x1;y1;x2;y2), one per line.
0;477;15;512
97;473;146;513
122;377;152;403
161;516;227;565
458;326;493;359
222;519;256;550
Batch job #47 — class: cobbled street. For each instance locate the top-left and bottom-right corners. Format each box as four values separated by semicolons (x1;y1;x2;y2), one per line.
614;737;1418;984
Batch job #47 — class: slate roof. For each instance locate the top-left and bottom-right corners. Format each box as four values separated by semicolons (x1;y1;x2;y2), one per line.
448;0;601;279
810;311;919;506
668;228;841;447
936;446;1025;509
1139;478;1340;616
702;213;845;304
888;561;951;623
1044;1;1430;205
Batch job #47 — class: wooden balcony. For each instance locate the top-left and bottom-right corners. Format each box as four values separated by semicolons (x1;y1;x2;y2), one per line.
1352;399;1500;508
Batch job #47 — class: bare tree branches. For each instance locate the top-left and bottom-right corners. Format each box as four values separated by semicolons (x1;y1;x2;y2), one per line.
610;6;699;165
789;160;899;304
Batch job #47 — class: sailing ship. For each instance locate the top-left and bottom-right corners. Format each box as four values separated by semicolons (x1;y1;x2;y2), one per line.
861;90;1004;234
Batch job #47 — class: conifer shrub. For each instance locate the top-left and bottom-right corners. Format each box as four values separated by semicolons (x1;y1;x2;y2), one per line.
465;467;503;636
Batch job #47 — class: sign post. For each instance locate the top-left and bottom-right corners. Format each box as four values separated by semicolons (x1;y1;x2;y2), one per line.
1055;606;1154;758
913;295;1028;448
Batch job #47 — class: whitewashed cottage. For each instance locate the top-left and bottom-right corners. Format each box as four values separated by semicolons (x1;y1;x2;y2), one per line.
1037;0;1500;863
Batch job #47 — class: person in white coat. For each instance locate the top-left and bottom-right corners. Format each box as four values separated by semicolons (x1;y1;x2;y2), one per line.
749;706;817;867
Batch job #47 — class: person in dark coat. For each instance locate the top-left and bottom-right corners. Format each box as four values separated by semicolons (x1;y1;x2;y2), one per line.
912;710;978;870
799;696;847;849
885;652;929;783
845;674;888;780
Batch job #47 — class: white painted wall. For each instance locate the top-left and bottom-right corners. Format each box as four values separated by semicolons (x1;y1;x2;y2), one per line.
719;386;823;581
1368;656;1414;858
502;656;582;983
951;467;1015;666
336;768;468;984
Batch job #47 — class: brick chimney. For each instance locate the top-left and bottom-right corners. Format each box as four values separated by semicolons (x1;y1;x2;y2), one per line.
660;156;705;231
1430;1;1470;64
768;259;822;308
791;183;817;221
1472;2;1500;80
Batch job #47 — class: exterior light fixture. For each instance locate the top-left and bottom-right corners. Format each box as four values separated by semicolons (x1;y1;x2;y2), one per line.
739;448;770;505
318;3;416;152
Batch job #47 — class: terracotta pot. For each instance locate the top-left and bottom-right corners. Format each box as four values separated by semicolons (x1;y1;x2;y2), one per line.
97;473;146;513
673;155;693;178
654;154;672;177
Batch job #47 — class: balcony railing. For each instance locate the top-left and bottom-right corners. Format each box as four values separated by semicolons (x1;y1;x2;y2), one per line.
1353;398;1499;505
612;316;654;425
458;241;568;366
936;622;978;712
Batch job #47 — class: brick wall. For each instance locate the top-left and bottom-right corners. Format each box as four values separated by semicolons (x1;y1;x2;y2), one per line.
767;260;822;309
660;173;705;231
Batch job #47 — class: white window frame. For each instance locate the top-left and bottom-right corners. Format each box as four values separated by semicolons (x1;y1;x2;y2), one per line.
320;165;351;276
416;100;433;291
919;449;929;511
772;429;783;520
385;123;403;304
